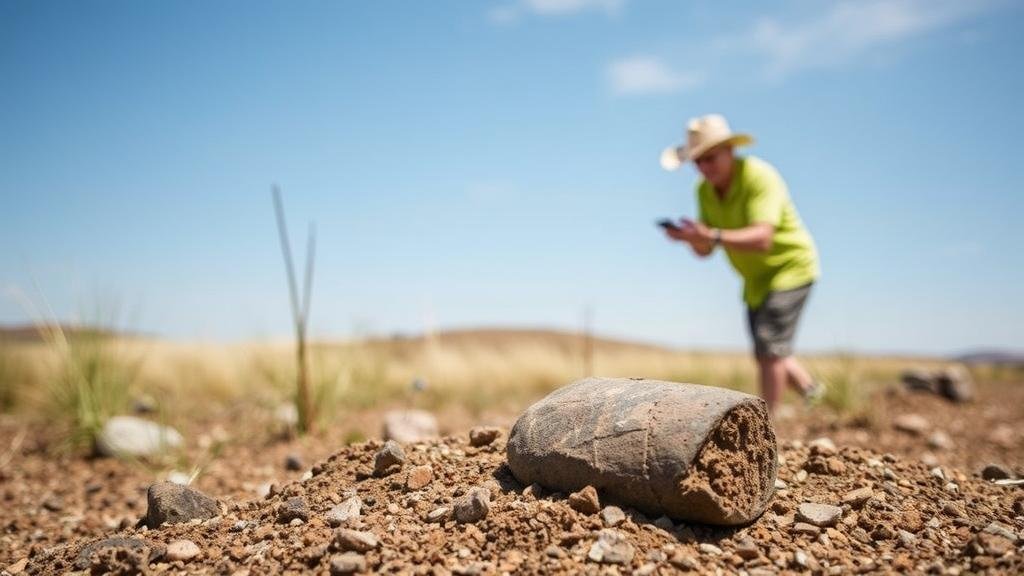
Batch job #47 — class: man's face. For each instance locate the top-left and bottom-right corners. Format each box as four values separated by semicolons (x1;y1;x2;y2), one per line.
694;145;734;188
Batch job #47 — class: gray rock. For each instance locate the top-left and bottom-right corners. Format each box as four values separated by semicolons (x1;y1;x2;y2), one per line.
284;453;304;471
333;529;379;552
587;529;634;564
382;409;439;443
164;539;201;562
981;463;1013;481
796;503;842;527
469;426;502;447
277;496;309;523
600;505;626;527
936;366;973;403
506;377;777;525
75;537;151;570
95;416;183;458
453;487;491;523
329;552;366;575
373;440;406;477
901;368;936;393
426;506;449;523
893;413;929;435
145;482;219;528
325;496;362;527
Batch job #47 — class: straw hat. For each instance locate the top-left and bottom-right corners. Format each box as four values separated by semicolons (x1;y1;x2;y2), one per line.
660;114;754;171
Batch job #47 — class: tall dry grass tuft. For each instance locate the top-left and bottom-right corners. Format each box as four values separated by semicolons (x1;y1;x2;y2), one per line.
272;186;317;434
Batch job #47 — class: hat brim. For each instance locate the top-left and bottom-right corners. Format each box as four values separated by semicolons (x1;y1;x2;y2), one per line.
659;133;754;171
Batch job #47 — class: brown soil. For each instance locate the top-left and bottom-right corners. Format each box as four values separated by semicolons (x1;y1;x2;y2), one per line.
678;403;777;525
1;379;1023;575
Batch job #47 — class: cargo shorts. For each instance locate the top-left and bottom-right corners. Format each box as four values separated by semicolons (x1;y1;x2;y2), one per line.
747;282;813;359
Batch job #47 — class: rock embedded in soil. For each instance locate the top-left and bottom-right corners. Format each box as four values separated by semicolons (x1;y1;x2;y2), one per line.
506;377;777;525
453;487;491;523
797;502;842;527
587;529;634;564
405;464;433;490
333;528;379;552
325;496;362;527
75;537;152;570
841;486;874;508
145;482;220;528
95;415;184;458
601;505;626;527
469;426;502;447
382;409;439;443
568;485;600;514
284;453;303;471
893;413;930;435
277;496;310;523
373;440;406;477
165;539;201;562
981;463;1013;481
329;552;367;575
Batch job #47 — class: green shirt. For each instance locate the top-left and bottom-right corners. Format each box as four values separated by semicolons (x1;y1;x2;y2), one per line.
697;156;819;309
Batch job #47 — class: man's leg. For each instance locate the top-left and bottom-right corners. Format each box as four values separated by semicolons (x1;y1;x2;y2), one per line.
783;356;815;395
758;355;789;413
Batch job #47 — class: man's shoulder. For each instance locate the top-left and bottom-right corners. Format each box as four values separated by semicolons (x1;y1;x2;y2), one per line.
738;155;785;191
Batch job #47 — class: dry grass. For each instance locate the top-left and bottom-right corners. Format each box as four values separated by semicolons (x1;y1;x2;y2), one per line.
0;329;957;429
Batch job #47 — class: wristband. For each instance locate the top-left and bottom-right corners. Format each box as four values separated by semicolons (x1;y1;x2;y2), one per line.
712;228;722;246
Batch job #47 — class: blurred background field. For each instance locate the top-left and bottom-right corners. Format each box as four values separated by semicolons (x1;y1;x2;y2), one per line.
0;324;979;447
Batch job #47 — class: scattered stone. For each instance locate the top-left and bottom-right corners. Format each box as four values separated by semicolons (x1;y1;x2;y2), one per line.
653;515;674;531
506;377;778;526
936;365;974;403
927;430;953;450
145;482;220;528
95;415;184;458
453;487;491;523
277;496;309;523
774;478;788;490
587;529;634;564
373;440;406;477
469;426;502;447
333;529;379;552
600;505;626;527
734;536;760;560
284;453;303;471
568;485;600;514
808;437;837;455
165;539;201;562
325;497;362;527
897;529;917;548
841;487;873;508
75;537;151;570
893;414;929;435
382;409;439;443
329;552;367;575
426;507;449;523
698;543;722;555
796;503;842;527
981;463;1013;481
405;465;433;490
792;522;821;536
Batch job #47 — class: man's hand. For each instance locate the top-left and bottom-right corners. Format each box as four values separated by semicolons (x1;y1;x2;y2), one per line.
664;218;715;257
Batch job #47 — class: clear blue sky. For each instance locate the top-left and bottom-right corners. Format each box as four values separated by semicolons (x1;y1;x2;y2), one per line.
2;0;1022;355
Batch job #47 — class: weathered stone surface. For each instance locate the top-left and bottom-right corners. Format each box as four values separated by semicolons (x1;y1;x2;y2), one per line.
980;463;1013;481
797;503;842;527
506;377;777;525
406;465;433;490
453;487;491;523
165;540;201;562
145;482;219;528
469;426;502;447
95;416;183;458
277;496;309;523
373;440;406;477
587;529;634;564
325;497;362;527
601;505;626;527
329;552;366;574
568;485;600;514
333;529;379;552
382;409;439;443
893;414;929;435
75;538;151;570
936;366;973;403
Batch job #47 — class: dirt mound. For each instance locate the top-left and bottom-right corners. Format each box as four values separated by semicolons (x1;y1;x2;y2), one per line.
22;430;1023;575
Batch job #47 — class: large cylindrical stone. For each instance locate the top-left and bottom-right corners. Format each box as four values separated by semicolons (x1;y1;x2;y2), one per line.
506;377;777;525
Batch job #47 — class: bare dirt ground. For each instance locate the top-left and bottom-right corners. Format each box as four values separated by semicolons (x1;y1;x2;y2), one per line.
1;379;1022;575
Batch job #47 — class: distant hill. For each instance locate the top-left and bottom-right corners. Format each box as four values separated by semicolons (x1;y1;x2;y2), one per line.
954;349;1024;366
0;323;124;343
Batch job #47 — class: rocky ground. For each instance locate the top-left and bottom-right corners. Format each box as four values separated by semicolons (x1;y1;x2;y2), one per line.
1;379;1022;575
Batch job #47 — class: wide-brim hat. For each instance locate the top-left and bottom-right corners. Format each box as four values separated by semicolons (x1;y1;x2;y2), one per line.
660;114;754;171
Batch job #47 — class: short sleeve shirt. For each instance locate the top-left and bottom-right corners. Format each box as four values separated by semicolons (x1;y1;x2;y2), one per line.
697;156;819;309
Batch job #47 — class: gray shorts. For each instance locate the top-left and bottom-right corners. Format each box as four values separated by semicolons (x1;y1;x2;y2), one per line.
747;283;813;359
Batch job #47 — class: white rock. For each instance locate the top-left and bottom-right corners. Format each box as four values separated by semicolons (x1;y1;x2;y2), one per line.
165;539;201;562
95;416;183;458
383;409;439;443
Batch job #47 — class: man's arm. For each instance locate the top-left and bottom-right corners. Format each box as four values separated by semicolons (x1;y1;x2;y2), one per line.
678;219;774;254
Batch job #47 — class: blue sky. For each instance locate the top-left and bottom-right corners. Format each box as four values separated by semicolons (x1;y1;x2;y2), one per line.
2;0;1022;355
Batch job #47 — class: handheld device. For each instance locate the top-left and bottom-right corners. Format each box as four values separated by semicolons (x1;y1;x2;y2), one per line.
657;218;681;231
